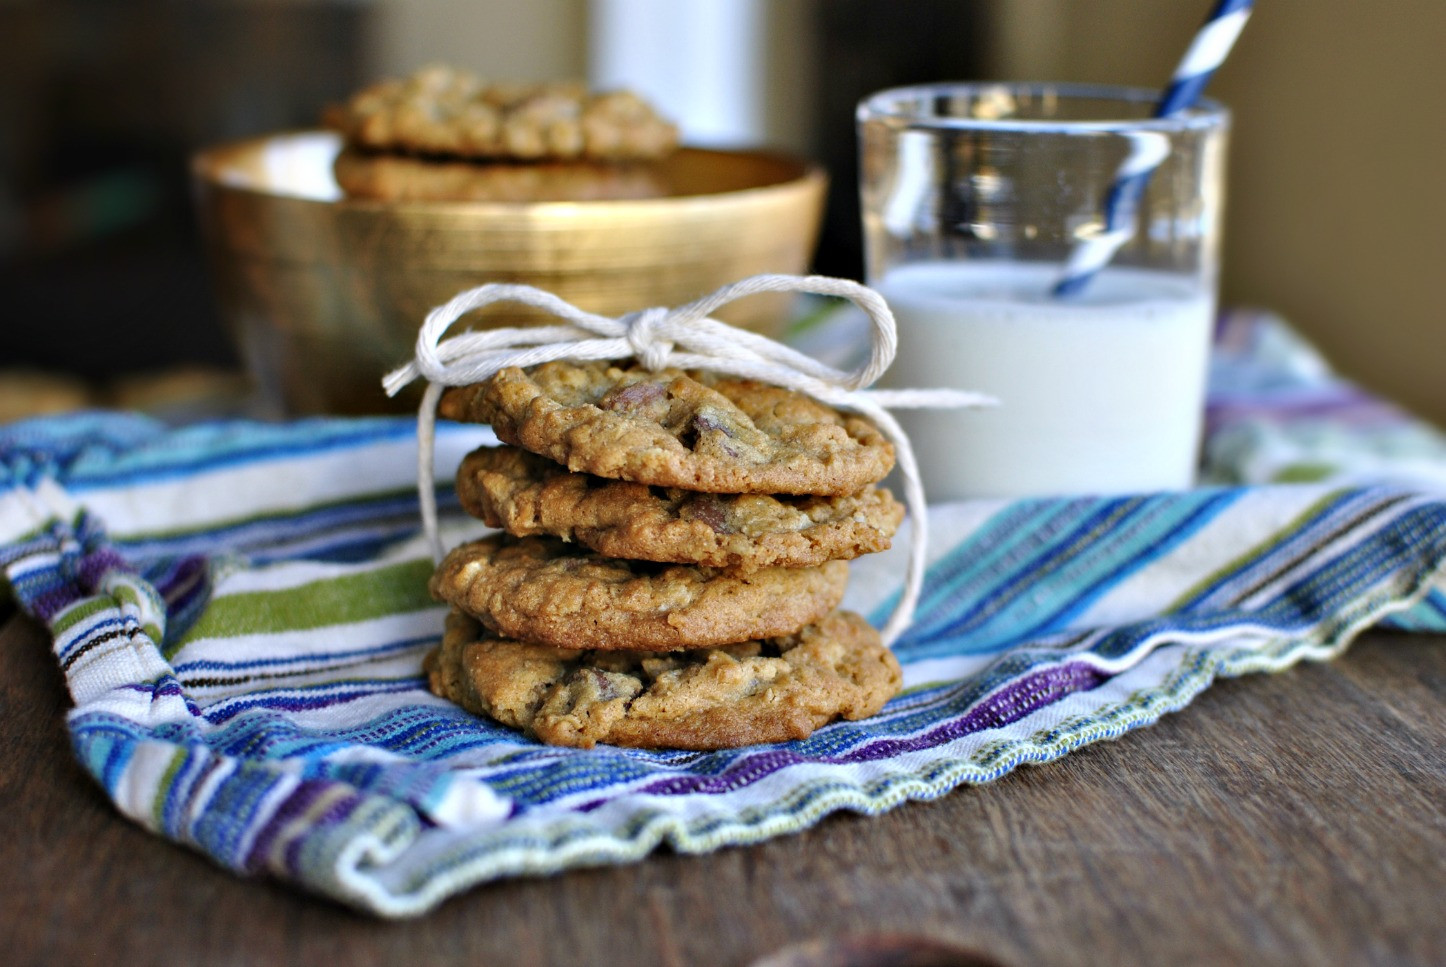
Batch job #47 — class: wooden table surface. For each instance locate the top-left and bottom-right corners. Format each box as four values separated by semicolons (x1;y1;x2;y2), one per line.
2;608;1442;967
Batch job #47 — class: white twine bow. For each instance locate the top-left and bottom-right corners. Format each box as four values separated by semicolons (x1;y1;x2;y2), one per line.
383;273;995;646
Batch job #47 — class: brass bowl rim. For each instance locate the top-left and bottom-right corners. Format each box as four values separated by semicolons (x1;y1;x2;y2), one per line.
190;129;826;215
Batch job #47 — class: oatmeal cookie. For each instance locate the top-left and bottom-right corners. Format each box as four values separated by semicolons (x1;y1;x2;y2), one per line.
331;148;667;202
426;609;901;749
438;361;895;496
456;445;904;569
430;534;849;651
323;65;678;162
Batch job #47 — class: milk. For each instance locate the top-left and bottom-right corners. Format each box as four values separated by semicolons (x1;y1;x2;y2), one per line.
876;261;1214;500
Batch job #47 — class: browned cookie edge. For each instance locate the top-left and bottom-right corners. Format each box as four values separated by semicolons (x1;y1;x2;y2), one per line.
439;364;894;496
429;534;850;651
428;609;901;749
455;445;904;569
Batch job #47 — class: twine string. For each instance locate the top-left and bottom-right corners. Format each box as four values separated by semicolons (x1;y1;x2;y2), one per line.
383;273;995;645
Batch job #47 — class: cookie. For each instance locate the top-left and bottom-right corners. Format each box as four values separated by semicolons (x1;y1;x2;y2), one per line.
456;445;905;570
331;148;668;202
426;609;901;749
438;361;895;496
323;65;678;162
429;534;849;651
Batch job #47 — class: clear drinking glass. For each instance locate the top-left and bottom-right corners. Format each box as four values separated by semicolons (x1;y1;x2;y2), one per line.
858;82;1229;500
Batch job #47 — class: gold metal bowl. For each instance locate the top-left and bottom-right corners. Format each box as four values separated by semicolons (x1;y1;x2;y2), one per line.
192;131;827;415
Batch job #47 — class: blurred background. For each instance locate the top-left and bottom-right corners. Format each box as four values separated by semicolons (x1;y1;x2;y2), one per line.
1;0;1442;422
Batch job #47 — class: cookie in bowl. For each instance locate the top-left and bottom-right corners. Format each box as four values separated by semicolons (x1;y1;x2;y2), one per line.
323;64;678;202
192;70;826;415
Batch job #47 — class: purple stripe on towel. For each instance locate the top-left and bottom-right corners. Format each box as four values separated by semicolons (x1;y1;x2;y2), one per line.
154;554;209;604
283;789;362;877
28;546;131;621
30;583;85;623
1206;393;1406;431
77;546;129;590
628;661;1108;800
244;778;332;873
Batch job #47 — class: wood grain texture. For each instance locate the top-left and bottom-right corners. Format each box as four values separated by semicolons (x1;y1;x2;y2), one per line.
2;612;1442;967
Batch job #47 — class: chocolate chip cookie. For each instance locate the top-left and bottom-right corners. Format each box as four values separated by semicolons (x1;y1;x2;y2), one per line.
456;445;904;570
426;609;901;749
430;534;850;651
438;361;895;496
323;65;678;162
331;148;668;202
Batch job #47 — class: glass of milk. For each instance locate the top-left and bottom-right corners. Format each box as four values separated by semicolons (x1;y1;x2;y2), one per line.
858;83;1229;500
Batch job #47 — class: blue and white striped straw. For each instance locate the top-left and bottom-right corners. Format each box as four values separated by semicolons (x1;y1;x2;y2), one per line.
1054;0;1254;297
1157;0;1255;117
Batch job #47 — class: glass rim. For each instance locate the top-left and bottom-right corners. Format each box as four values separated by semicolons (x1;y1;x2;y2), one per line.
857;82;1228;133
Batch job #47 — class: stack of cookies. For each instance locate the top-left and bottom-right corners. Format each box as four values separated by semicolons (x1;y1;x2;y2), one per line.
322;64;678;202
423;360;906;750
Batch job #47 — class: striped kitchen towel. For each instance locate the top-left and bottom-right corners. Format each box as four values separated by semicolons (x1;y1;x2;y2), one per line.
2;308;1444;917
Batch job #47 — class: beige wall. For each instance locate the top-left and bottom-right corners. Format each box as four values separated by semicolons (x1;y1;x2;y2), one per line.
368;0;588;83
987;0;1446;425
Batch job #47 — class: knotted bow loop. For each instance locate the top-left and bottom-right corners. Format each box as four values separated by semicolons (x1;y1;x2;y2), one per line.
384;274;911;401
381;273;996;647
620;306;674;371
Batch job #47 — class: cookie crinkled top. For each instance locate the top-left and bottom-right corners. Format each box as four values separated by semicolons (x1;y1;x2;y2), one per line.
438;361;896;496
323;65;679;162
426;609;901;749
430;534;850;652
456;445;903;570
